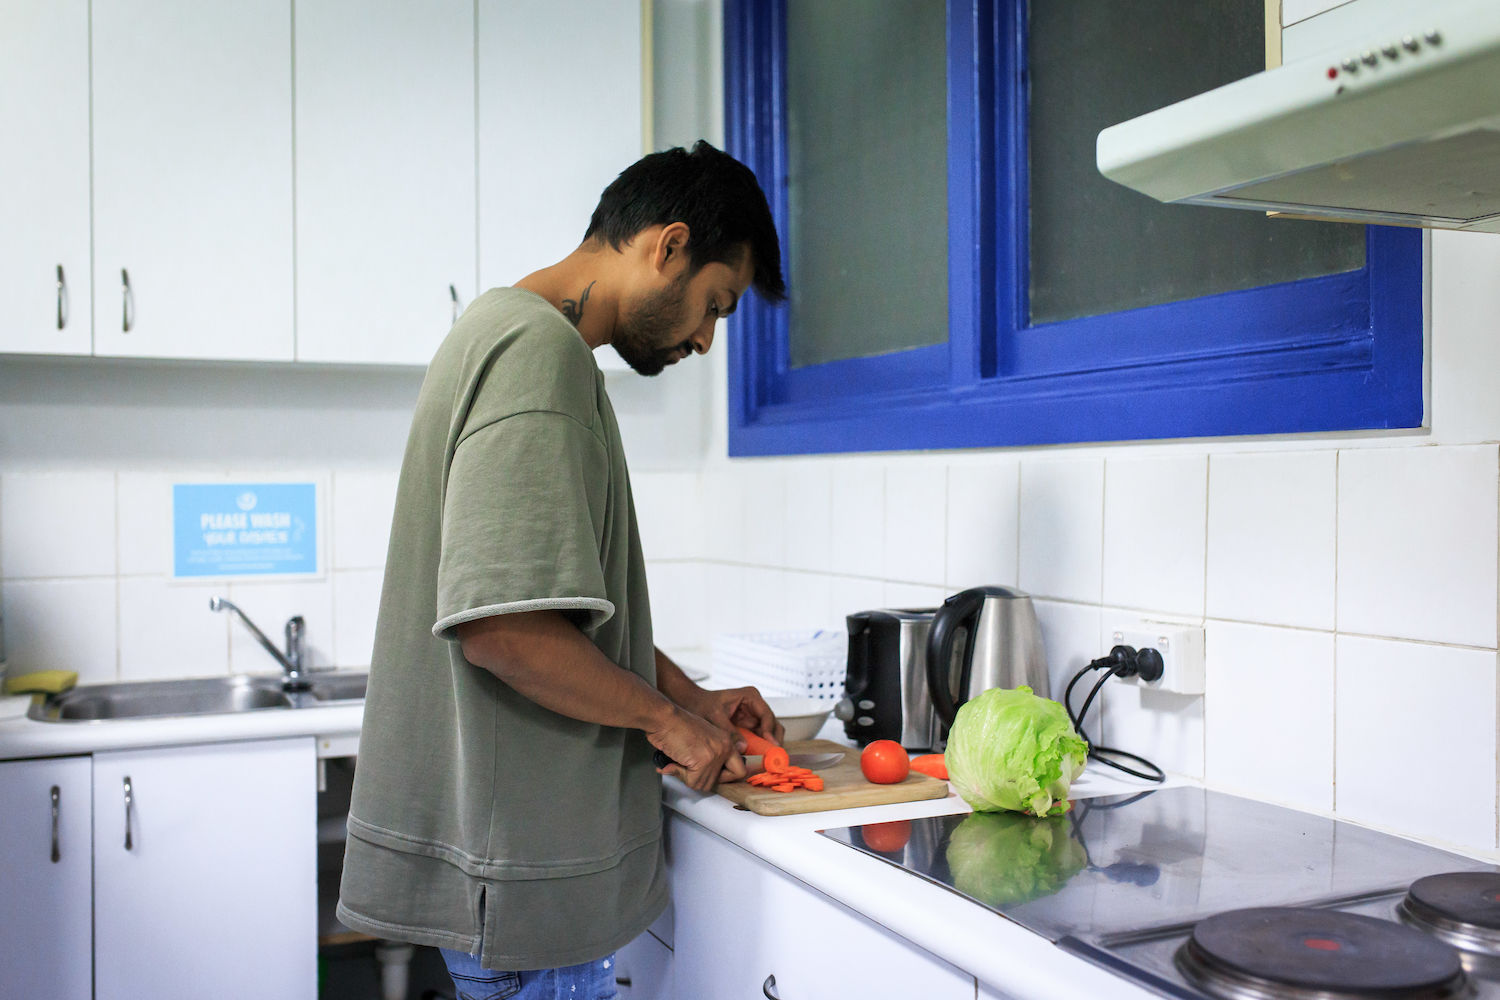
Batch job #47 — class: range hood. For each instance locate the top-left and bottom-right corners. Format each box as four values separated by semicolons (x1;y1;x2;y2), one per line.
1096;0;1500;232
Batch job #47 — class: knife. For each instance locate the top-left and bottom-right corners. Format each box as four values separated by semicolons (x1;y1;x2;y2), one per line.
652;748;845;771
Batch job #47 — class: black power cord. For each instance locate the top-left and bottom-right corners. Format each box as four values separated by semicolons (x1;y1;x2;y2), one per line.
1063;645;1166;784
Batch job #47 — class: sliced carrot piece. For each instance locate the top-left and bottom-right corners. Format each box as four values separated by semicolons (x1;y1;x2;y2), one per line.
763;747;791;773
773;783;796;792
802;776;824;791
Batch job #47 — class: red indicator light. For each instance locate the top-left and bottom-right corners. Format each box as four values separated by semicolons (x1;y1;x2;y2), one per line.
1327;67;1339;79
1304;938;1341;952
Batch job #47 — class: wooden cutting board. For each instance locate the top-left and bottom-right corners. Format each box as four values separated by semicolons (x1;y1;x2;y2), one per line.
715;739;949;817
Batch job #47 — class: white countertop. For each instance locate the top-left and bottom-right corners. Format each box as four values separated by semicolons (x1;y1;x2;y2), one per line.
1;685;1158;998
0;689;364;760
662;725;1168;1000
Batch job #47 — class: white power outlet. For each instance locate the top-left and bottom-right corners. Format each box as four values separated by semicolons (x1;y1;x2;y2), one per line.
1109;623;1206;695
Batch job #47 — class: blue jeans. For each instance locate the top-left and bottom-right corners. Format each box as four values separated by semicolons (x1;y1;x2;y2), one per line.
439;947;619;1000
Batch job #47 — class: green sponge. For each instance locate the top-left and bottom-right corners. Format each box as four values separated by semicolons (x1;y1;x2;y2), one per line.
4;670;79;696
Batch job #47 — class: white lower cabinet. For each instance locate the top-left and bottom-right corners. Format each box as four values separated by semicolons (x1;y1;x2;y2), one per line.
668;815;975;1000
616;929;675;1000
92;737;318;1000
0;756;93;1000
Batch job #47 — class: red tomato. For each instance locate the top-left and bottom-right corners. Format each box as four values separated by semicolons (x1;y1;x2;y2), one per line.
860;740;911;784
861;819;911;854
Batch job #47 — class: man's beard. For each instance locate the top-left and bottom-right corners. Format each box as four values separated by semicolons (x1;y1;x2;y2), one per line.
611;275;691;377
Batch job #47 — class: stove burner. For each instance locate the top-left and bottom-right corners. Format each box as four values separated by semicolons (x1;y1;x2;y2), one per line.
1400;871;1500;960
1177;907;1468;1000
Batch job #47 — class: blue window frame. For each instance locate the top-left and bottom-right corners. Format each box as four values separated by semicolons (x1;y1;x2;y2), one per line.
723;0;1423;457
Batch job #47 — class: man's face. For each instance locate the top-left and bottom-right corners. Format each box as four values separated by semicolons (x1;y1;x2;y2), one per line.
612;249;755;377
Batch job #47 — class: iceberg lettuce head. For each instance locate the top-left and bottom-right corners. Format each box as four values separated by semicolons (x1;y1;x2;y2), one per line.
945;685;1088;817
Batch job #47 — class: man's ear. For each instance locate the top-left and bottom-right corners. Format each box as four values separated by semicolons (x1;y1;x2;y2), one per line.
652;222;692;275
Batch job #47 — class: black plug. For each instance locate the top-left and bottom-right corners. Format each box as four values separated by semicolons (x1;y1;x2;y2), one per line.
1103;644;1165;682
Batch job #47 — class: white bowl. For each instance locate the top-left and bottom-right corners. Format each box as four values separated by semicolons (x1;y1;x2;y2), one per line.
765;696;833;742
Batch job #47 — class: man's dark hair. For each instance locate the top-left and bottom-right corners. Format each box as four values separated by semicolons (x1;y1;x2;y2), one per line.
585;140;786;303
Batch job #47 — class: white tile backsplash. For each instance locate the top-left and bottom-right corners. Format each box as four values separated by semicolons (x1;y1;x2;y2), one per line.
946;460;1019;590
1019;457;1104;603
3;578;118;684
827;461;885;579
1032;598;1103;705
782;462;832;573
118;578;229;681
1204;620;1335;812
1207;451;1336;630
1337;445;1498;647
883;468;946;586
2;472;117;578
1335;635;1497;850
631;471;703;562
740;464;787;568
331;469;399;570
881;581;945;612
1102;454;1207;617
332;568;383;668
117;471;178;576
645;561;707;649
781;571;835;631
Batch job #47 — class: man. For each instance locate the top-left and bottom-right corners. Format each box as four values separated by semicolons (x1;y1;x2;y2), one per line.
337;141;788;998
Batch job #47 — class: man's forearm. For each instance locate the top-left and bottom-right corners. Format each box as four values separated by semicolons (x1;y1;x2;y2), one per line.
654;647;702;708
457;610;674;732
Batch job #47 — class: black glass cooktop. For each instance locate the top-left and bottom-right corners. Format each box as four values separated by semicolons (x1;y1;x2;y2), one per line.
819;787;1493;943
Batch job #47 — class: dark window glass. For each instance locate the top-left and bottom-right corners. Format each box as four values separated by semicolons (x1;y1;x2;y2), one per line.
1026;0;1367;325
785;0;948;367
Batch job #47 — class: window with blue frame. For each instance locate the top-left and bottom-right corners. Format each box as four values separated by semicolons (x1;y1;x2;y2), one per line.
723;0;1423;457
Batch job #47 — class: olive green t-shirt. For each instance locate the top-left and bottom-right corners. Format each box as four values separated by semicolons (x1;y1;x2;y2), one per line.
337;287;665;970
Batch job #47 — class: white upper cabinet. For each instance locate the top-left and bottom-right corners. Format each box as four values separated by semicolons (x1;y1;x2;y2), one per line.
91;0;294;361
477;0;644;293
0;0;92;355
294;0;477;366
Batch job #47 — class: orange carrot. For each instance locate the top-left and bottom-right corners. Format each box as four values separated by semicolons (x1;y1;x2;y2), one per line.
910;753;948;780
763;747;791;774
736;726;780;757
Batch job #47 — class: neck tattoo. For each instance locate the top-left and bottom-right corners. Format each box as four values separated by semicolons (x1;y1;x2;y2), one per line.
561;280;596;327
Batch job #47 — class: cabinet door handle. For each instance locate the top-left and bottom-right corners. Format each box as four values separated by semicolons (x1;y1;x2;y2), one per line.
450;283;460;325
122;776;134;850
762;973;780;999
50;785;61;863
121;268;133;332
56;265;67;330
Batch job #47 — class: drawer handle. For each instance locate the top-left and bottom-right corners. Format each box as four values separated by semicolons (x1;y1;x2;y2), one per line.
56;265;67;330
50;785;61;863
123;776;134;850
762;973;780;999
121;268;134;333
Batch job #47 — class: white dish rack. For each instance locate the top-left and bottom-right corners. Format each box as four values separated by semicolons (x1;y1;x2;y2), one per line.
711;630;847;705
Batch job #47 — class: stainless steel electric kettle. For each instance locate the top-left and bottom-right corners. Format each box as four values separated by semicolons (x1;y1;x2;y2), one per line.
925;585;1049;739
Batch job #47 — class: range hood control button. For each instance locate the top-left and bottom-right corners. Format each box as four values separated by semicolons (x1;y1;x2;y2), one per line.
1402;36;1420;52
1424;29;1442;46
1360;50;1379;66
1381;44;1399;59
1341;57;1359;72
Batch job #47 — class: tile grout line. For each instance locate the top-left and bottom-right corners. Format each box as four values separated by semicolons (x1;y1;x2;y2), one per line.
1332;449;1340;816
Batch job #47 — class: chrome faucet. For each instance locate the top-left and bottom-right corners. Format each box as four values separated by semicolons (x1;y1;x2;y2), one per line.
209;597;310;691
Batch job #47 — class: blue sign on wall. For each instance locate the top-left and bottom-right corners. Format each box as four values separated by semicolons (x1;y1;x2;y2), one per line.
173;482;319;578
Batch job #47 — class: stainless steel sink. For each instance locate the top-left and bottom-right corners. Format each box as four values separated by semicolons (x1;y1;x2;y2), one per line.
303;670;368;702
25;670;369;723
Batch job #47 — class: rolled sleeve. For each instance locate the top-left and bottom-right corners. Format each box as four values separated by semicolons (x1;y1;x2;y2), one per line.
433;410;614;641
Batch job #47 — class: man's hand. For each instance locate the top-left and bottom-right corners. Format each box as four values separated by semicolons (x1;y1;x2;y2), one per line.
677;684;785;748
645;705;747;792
